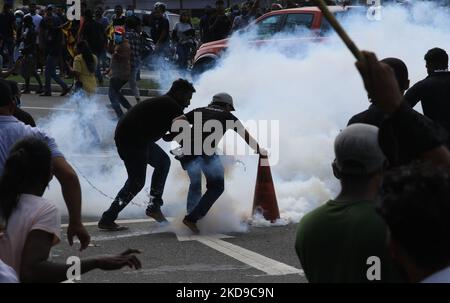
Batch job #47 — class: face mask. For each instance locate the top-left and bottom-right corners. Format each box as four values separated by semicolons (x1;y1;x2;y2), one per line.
16;18;22;24
114;34;123;44
126;10;133;17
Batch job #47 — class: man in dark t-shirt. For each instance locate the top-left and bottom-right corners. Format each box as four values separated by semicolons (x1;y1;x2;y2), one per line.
98;79;196;231
348;57;410;128
167;93;264;233
149;5;170;54
404;48;450;147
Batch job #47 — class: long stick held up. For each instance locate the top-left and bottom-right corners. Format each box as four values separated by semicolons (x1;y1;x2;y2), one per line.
313;0;363;61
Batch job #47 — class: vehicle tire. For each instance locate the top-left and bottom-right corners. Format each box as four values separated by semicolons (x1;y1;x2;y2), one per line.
191;58;217;78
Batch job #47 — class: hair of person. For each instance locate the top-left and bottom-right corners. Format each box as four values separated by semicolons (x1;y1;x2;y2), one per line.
83;8;93;20
378;162;450;271
424;47;449;70
5;80;19;97
0;79;13;107
381;57;409;90
23;15;34;26
115;5;123;10
168;78;196;94
125;16;137;29
0;137;52;222
77;40;96;74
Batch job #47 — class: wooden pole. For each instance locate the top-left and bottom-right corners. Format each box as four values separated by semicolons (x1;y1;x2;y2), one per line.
312;0;363;61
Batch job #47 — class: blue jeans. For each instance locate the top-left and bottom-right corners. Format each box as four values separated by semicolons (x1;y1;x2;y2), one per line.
108;77;132;118
95;50;107;83
184;155;225;222
100;142;171;223
44;55;68;93
128;66;140;100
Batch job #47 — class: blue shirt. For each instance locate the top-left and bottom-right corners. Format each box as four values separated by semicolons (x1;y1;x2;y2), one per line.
0;115;64;175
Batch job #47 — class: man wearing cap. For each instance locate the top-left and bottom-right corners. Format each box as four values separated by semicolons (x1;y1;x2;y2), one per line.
98;79;196;231
295;123;402;283
106;27;131;118
0;79;90;250
168;92;265;233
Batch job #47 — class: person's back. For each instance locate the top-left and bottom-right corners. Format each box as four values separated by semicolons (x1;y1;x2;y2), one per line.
296;199;394;282
296;124;401;283
405;72;450;134
81;19;106;54
405;48;450;145
184;105;239;155
115;95;184;148
110;38;131;81
348;57;410;128
0;193;60;273
73;53;98;94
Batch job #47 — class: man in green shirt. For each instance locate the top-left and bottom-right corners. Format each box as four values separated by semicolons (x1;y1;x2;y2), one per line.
295;123;401;283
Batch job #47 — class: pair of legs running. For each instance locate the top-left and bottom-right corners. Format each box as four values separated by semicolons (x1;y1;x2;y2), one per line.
99;142;171;230
182;155;225;233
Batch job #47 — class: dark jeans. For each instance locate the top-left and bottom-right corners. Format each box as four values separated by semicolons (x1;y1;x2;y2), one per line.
95;50;106;83
1;37;14;68
108;77;132;118
176;43;191;69
44;55;68;93
101;142;171;223
184;155;225;223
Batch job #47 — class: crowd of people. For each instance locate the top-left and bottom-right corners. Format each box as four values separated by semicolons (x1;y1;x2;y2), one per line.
1;1;450;284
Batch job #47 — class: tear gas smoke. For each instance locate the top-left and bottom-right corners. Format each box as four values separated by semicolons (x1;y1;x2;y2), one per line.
39;2;450;234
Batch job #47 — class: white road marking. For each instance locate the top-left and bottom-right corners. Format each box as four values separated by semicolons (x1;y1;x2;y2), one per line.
176;234;303;276
60;218;167;228
176;234;234;241
65;219;302;276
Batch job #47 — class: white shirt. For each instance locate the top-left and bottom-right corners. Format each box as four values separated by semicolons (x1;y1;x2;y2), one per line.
24;13;42;32
421;266;450;283
0;115;64;175
0;259;18;283
0;194;61;274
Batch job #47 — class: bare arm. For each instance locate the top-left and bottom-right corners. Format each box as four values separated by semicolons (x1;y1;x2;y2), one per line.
52;157;90;250
20;230;142;283
234;120;262;154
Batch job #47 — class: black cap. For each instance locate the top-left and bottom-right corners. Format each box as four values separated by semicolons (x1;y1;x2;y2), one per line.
0;79;13;107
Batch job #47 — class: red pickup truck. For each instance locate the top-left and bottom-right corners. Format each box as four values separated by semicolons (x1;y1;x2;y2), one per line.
192;5;362;74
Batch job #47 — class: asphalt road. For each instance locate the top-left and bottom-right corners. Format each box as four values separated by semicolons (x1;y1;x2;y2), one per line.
20;94;306;284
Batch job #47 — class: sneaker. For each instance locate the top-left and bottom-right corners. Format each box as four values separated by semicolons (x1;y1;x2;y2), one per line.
98;221;128;231
35;88;44;94
183;218;200;234
60;87;71;97
146;207;168;223
39;92;52;97
21;89;31;94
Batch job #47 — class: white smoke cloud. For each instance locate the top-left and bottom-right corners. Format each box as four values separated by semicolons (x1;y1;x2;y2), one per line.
38;2;450;234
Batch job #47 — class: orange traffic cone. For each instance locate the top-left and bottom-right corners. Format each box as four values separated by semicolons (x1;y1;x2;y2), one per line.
252;154;280;223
